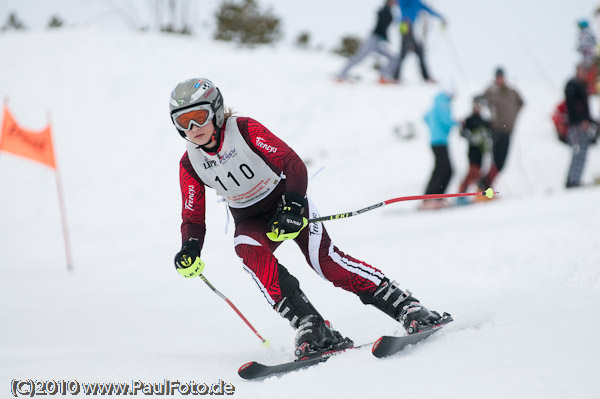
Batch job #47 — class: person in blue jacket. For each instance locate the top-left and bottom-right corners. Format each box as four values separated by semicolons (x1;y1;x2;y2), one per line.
390;0;446;83
420;90;457;209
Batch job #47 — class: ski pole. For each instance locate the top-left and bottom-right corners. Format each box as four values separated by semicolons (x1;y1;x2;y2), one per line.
199;273;270;347
308;188;496;223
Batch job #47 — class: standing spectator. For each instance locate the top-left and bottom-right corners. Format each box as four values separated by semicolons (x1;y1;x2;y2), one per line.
458;96;493;194
565;64;596;188
420;90;457;210
576;19;597;93
481;67;524;188
336;0;397;83
388;0;446;84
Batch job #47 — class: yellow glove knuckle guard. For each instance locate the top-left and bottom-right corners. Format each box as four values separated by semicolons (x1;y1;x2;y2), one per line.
267;218;308;242
177;257;205;278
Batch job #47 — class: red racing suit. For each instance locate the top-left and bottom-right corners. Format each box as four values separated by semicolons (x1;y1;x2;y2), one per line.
179;117;384;306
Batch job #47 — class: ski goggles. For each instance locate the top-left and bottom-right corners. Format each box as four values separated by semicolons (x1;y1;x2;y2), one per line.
171;104;214;131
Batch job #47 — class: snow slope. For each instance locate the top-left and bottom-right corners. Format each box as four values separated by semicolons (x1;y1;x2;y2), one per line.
1;29;599;398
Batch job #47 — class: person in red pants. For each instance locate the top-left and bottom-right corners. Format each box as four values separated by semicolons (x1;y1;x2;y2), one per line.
169;78;447;358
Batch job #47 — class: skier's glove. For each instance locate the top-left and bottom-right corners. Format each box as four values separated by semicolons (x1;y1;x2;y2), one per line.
174;238;205;278
399;21;410;36
267;192;308;242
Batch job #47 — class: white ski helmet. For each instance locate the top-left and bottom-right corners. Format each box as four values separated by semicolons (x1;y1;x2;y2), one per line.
169;78;225;137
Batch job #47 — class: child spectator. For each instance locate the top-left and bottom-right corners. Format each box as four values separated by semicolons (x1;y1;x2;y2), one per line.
458;96;493;194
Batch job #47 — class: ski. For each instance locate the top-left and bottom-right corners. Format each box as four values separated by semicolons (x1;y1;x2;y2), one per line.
238;314;453;379
238;342;373;380
371;313;453;358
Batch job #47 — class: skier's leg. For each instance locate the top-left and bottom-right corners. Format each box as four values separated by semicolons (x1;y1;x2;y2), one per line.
374;38;396;80
437;146;453;193
338;35;378;80
234;217;351;355
234;217;284;306
459;164;481;193
424;145;446;195
296;198;445;334
392;34;410;80
275;266;353;357
294;198;386;295
566;125;590;187
359;278;445;334
492;133;510;173
460;146;483;192
234;217;323;322
482;131;507;187
414;39;431;81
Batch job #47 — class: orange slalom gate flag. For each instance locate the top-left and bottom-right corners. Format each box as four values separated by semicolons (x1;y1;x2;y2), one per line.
0;106;56;169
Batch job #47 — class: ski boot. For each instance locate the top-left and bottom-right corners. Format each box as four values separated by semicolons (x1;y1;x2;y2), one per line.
294;315;353;359
397;300;445;334
275;282;353;359
362;278;450;334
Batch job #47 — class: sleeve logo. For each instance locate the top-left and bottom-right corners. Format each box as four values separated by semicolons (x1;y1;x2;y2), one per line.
255;137;278;153
185;185;196;211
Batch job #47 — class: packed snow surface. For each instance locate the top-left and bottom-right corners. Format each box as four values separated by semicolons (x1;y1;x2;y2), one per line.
1;25;599;398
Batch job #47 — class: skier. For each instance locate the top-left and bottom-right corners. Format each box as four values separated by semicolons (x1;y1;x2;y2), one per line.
336;0;397;83
169;78;447;358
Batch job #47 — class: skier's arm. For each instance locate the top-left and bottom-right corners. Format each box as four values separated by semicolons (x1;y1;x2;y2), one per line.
514;89;524;112
175;154;207;279
179;153;207;248
439;102;457;130
420;1;445;21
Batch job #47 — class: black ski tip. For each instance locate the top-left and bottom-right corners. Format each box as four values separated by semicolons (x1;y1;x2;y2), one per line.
372;313;453;358
372;337;384;354
238;361;261;379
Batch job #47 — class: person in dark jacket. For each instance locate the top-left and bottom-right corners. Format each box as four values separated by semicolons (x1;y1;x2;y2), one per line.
458;96;493;193
170;77;448;360
565;64;597;188
337;0;397;82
